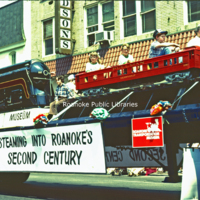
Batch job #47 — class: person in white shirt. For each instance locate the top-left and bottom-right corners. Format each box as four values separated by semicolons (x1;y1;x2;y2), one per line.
187;24;200;47
66;74;78;98
118;43;135;65
85;52;105;72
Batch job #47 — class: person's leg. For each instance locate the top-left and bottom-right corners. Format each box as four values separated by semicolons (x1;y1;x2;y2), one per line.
159;47;172;56
49;101;57;115
159;47;172;65
56;98;68;113
160;47;183;64
48;101;57;120
153;47;172;68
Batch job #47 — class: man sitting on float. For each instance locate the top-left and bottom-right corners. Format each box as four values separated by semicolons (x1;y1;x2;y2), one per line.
47;75;73;120
149;29;181;67
149;29;180;58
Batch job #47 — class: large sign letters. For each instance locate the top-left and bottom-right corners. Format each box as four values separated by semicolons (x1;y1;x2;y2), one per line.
0;123;106;173
55;0;72;54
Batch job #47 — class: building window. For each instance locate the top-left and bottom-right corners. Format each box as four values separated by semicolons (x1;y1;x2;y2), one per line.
188;1;200;22
141;1;156;33
86;2;115;47
44;19;53;56
123;1;136;37
122;1;156;37
9;51;16;65
102;2;114;31
87;6;98;46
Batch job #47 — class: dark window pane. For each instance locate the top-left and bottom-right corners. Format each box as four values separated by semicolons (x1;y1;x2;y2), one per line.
87;6;98;26
141;1;155;12
124;16;136;37
88;34;95;47
188;1;200;22
88;25;98;33
72;11;75;22
142;11;156;33
45;38;53;55
103;2;114;22
123;0;136;16
12;52;16;64
44;20;52;39
103;21;114;31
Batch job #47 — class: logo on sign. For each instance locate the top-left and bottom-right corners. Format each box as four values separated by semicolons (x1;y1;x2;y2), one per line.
133;119;161;140
132;116;164;148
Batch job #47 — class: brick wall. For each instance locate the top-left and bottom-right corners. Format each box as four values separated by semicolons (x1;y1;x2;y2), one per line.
156;1;184;34
72;1;86;53
31;1;65;61
31;1;200;63
72;1;189;55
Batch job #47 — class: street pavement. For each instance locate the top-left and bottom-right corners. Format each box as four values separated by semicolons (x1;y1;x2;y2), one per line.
0;172;182;200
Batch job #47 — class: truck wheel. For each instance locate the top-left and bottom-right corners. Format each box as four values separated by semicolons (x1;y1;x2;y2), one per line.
0;172;30;184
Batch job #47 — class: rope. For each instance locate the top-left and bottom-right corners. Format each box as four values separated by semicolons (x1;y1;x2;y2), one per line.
171;81;199;109
108;91;134;112
49;100;79;122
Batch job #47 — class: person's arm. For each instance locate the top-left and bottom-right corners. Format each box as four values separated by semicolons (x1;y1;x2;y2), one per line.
66;84;75;98
54;87;58;101
128;55;135;63
118;55;124;65
100;64;106;69
155;42;179;48
69;83;78;94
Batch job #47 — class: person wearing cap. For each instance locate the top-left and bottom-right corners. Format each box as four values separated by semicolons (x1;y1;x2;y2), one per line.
187;25;200;47
149;29;180;59
85;52;105;72
66;74;78;98
118;43;135;65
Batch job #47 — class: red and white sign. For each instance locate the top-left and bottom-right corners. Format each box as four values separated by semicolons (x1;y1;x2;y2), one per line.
132;116;164;148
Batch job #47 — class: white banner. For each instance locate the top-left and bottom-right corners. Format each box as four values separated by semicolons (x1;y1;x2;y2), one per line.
0;108;49;128
105;144;185;167
0;123;106;173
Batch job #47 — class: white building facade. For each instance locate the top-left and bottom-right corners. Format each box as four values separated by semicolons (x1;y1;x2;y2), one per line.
0;1;32;68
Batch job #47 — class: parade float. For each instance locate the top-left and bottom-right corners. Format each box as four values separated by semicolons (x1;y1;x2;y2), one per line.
0;46;200;183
